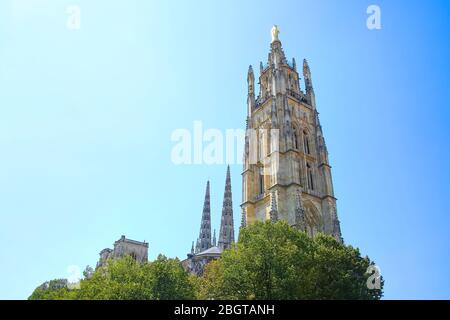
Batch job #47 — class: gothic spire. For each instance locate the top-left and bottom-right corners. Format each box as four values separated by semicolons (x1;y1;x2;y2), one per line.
247;65;255;116
269;191;279;222
303;59;314;92
248;65;254;87
332;209;343;243
212;229;217;247
303;59;316;108
196;180;212;253
295;189;306;231
240;208;247;229
218;166;235;251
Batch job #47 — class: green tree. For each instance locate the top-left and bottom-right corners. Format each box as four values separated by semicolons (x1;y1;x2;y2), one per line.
76;255;153;300
300;234;383;300
147;254;196;300
83;265;94;279
29;255;195;300
201;221;383;300
29;279;77;300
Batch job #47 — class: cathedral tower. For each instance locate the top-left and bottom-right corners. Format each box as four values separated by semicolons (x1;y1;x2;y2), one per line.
241;26;342;242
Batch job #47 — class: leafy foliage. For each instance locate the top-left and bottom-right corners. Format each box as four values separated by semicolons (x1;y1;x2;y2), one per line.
28;279;77;300
29;222;383;300
29;255;195;300
200;221;383;300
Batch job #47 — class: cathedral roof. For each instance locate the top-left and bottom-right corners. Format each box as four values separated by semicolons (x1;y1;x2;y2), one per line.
195;246;222;257
114;235;149;247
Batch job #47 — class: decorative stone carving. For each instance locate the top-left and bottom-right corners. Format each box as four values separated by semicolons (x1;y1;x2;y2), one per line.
269;191;279;222
271;25;280;43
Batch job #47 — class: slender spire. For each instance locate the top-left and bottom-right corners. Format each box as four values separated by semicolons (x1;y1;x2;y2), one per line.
218;166;235;251
332;208;343;243
247;65;255;116
240;208;247;229
195;239;200;254
248;65;254;89
196;180;212;253
212;229;217;247
269;191;279;222
295;189;306;231
303;59;316;108
303;59;314;92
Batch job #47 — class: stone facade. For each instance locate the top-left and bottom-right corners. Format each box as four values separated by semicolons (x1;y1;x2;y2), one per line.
241;26;343;242
97;235;149;268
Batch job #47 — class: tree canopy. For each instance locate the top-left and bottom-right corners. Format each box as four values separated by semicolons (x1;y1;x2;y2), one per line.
29;221;383;300
29;255;195;300
196;221;383;300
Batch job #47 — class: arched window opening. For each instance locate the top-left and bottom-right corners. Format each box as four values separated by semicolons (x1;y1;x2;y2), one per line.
307;163;314;191
258;133;264;161
293;127;299;149
289;74;294;90
305;205;321;237
303;131;311;154
259;168;265;196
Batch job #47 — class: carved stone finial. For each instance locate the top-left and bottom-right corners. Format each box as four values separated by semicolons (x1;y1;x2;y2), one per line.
240;208;247;229
269;191;279;222
295;189;306;231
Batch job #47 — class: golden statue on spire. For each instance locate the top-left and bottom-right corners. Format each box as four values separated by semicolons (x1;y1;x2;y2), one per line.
271;25;280;43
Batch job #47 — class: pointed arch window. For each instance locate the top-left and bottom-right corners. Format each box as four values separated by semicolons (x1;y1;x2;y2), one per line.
293;127;299;149
304;205;321;237
307;163;314;191
258;131;264;161
288;74;294;90
303;131;311;154
259;168;265;195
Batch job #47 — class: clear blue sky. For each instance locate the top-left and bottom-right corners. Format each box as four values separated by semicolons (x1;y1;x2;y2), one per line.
1;0;449;299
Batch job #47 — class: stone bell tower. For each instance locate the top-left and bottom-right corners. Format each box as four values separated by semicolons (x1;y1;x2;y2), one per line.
241;26;342;242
